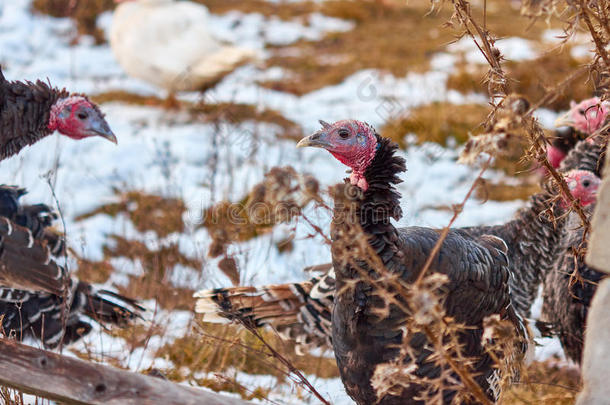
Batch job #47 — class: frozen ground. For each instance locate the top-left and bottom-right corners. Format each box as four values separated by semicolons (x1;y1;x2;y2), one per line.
0;1;570;404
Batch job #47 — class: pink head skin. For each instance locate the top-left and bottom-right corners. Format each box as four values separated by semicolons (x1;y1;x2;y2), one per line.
563;169;600;208
47;96;117;144
297;120;378;191
555;97;609;135
547;147;566;169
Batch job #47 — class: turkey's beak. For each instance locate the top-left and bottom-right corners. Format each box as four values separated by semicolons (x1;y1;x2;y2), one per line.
554;110;574;128
296;130;332;149
87;116;118;144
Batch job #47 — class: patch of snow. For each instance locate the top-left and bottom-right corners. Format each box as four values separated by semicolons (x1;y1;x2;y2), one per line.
207;11;354;49
447;36;538;64
571;44;594;60
429;52;458;72
534;108;560;129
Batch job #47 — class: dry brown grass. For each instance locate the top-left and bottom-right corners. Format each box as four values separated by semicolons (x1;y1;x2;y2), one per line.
381;101;543;202
259;0;557;95
201;167;320;280
502;360;581;404
74;190;201;310
447;46;594;111
92;91;303;140
31;0;114;44
76;190;186;238
476;180;542;201
158;322;339;382
381;103;489;147
198;0;316;19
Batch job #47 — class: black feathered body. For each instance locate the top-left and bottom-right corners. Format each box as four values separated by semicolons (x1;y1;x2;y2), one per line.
193;137;607;369
0;186;143;347
460;191;560;318
539;206;605;363
329;136;523;404
0;68;67;160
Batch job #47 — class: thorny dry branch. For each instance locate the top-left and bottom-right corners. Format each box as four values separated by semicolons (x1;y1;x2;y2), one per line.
227;319;331;405
446;0;597;234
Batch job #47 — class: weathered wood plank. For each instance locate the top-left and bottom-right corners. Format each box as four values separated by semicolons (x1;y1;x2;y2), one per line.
585;149;610;274
0;339;250;405
576;278;610;404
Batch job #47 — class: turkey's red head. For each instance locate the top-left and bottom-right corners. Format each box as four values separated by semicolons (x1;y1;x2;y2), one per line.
297;119;378;190
563;169;600;208
48;96;117;144
555;97;609;136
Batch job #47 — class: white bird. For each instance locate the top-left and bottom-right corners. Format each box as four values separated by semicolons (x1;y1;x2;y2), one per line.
110;0;256;92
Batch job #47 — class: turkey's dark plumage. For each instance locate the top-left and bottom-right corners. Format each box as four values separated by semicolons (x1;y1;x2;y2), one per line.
0;186;143;347
0;67;69;160
328;134;524;404
538;207;603;364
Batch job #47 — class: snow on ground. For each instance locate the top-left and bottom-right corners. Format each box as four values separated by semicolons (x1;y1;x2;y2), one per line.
447;36;538;64
0;1;567;403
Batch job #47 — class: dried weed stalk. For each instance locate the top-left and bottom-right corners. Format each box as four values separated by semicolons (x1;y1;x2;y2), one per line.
202;167;321;284
445;0;606;232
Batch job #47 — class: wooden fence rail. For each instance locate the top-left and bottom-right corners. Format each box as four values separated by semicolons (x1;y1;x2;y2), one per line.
0;339;251;405
577;150;610;404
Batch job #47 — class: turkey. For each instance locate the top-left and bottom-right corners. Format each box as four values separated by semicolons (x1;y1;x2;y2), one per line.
538;170;604;364
0;67;116;160
0;186;144;347
195;134;607;358
555;97;609;138
295;119;531;404
547;97;607;169
110;0;256;93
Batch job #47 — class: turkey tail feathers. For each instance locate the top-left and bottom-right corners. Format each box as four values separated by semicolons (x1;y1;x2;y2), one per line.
74;282;145;326
194;274;335;353
194;283;311;327
0;217;67;295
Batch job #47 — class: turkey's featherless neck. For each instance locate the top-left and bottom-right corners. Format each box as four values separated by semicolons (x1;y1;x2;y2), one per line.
358;135;406;227
330;135;405;262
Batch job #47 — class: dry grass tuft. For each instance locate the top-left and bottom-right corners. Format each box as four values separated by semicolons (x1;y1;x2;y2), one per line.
260;0;555;95
93;91;303;140
31;0;114;44
91;92;167;107
74;190;201;310
202;167;320;283
73;257;115;285
158;323;339;382
190;102;303;141
475;180;541;201
197;0;316;20
76;190;186;238
381;103;489;147
106;236;201;310
502;360;581;404
447;47;594;111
